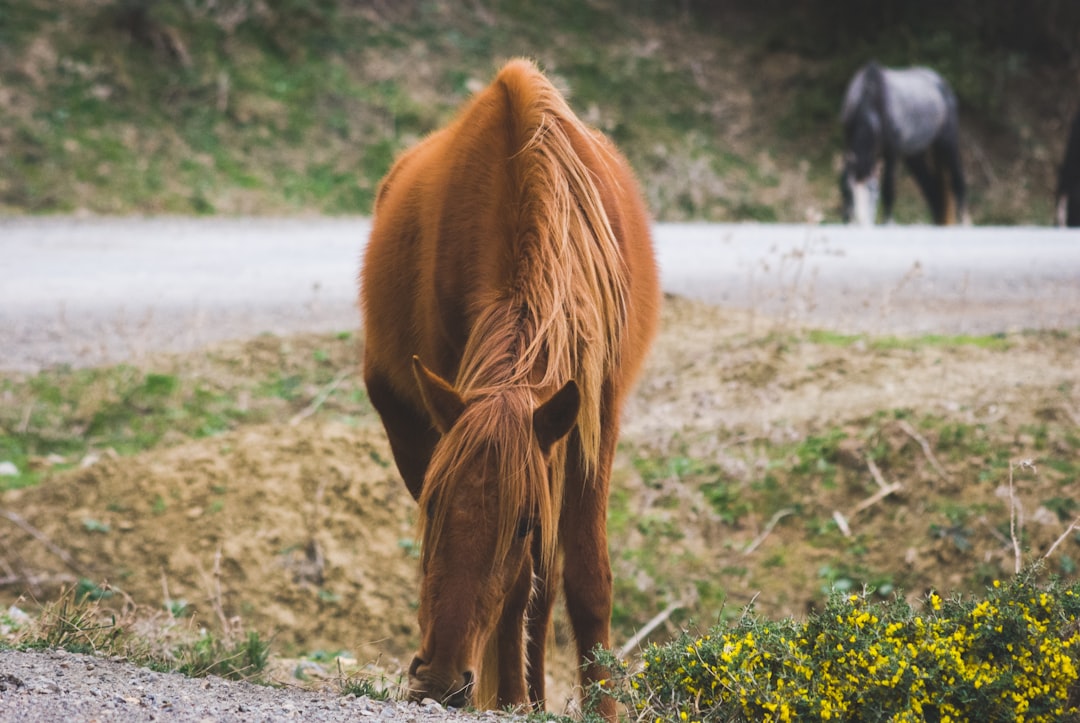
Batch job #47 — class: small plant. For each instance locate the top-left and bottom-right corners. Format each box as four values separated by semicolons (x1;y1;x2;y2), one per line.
74;578;114;602
338;673;395;701
170;630;272;682
81;518;111;534
166;599;191;618
701;479;749;525
397;538;421;559
0;606;30;642
16;584;125;655
332;651;401;701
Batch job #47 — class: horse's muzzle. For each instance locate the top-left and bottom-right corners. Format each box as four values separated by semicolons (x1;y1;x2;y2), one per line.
407;656;474;708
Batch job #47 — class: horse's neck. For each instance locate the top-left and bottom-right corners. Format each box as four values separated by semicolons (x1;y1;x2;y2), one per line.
455;301;545;394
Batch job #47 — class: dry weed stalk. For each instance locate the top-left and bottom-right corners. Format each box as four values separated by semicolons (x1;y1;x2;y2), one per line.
833;510;852;538
1043;515;1080;562
288;367;351;426
896;419;951;483
831;457;902;538
743;508;796;554
1061;401;1080;427
1007;460;1037;574
879;260;924;323
851;481;903;517
617;599;684;659
197;547;237;640
0;509;89;580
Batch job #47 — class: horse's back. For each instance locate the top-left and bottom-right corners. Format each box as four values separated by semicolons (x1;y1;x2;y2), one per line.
362;59;659;410
844;63;954;154
363;63;531;381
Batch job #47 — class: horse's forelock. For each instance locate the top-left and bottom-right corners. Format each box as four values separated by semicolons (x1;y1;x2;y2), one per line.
418;389;560;573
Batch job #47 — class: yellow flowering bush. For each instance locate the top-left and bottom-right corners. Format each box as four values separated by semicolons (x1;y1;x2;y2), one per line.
594;570;1080;722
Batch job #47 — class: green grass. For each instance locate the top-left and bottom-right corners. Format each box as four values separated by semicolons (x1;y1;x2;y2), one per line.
2;0;1064;222
7;584;273;684
0;366;250;489
804;329;1013;351
0;332;368;491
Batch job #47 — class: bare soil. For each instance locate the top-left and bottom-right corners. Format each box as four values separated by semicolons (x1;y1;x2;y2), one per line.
2;295;1079;716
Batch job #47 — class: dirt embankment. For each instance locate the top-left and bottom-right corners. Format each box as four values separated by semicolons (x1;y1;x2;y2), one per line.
2;296;1079;719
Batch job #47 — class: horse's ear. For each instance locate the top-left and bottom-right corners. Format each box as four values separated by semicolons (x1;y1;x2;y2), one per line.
412;356;464;434
533;380;580;453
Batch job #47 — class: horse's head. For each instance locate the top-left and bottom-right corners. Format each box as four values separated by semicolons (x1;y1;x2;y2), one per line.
841;108;883;225
405;356;579;708
839;156;881;226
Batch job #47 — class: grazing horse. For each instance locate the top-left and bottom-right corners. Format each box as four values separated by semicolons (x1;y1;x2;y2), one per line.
360;59;660;719
1056;110;1080;227
840;62;968;225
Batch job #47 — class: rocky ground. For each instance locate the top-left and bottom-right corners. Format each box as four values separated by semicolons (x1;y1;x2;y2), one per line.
0;647;526;722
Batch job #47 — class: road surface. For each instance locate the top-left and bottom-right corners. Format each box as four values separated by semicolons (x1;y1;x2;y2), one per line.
2;217;1078;371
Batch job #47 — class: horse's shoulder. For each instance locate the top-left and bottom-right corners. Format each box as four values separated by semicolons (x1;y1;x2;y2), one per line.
373;129;447;215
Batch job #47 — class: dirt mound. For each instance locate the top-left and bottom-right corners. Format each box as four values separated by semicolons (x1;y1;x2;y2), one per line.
2;421;420;663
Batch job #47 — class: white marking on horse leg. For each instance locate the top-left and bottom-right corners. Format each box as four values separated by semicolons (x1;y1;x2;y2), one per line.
851;181;877;226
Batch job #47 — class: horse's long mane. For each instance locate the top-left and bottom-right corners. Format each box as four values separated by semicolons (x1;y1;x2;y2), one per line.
419;59;628;574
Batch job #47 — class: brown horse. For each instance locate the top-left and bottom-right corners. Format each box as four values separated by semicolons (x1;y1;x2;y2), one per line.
360;59;660;718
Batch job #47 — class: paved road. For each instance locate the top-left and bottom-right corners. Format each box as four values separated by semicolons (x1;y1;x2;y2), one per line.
2;217;1079;371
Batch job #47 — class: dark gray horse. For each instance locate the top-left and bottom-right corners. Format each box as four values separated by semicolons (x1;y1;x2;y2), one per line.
840;62;968;225
1056;110;1080;227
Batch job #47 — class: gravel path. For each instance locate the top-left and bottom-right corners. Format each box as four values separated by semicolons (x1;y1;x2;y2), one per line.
0;649;526;722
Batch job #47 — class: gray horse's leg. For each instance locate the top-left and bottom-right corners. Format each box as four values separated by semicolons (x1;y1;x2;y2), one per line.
880;153;898;223
941;139;968;225
904;152;945;224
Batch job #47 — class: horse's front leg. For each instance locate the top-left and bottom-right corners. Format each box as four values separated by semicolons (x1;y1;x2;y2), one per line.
493;556;533;708
525;536;559;708
943;140;968;225
903;152;943;224
881;153;898;223
561;436;617;721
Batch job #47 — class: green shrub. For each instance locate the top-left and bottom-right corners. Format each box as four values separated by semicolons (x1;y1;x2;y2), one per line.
597;568;1080;722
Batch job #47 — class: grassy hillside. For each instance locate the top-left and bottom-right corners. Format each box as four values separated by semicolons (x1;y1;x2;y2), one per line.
0;0;1075;223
